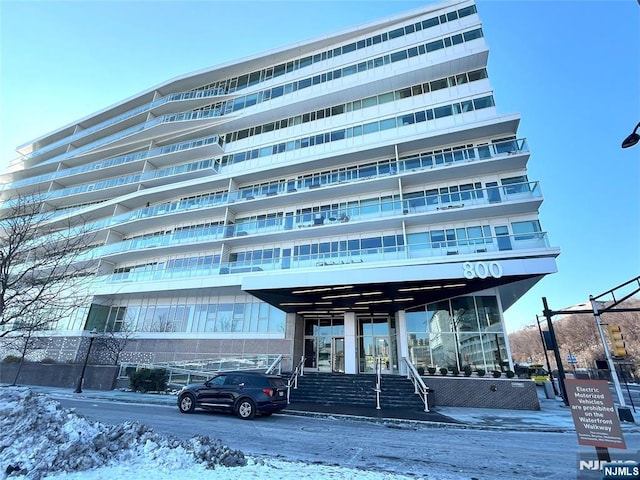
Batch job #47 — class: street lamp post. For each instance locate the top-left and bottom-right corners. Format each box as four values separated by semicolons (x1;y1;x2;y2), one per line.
74;329;98;394
621;122;640;148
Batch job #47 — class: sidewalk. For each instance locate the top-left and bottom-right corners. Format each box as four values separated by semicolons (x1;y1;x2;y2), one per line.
15;383;640;433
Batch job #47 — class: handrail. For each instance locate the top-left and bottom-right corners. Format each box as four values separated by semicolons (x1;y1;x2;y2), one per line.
403;357;431;412
375;357;382;410
286;356;305;404
265;354;283;375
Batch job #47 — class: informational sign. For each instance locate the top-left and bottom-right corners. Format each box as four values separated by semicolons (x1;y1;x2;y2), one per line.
567;354;578;364
565;379;626;449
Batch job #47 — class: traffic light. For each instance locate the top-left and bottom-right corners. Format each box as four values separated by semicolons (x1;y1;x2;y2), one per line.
607;325;628;357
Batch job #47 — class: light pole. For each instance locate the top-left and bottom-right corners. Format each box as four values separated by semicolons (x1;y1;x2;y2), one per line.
74;329;98;394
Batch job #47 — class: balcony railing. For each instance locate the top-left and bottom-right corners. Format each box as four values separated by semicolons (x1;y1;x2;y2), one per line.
36;109;225;168
96;231;551;285
85;181;540;260
22;88;225;161
26;137;528;239
16;158;218;204
8;135;221;189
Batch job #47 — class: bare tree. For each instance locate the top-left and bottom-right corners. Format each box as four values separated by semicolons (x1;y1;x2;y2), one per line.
509;299;640;378
0;194;94;338
0;311;54;385
92;326;136;365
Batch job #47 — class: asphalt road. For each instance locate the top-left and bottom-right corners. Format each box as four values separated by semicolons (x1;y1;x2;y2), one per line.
54;396;587;479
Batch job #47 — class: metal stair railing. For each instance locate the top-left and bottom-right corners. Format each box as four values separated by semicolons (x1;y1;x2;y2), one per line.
403;357;431;412
264;354;284;374
118;354;283;388
286;356;305;404
374;357;383;409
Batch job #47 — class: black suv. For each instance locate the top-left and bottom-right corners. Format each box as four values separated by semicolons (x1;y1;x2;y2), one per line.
177;371;287;419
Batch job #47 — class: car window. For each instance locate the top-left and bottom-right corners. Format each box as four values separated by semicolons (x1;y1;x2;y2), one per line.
269;378;284;388
226;375;245;386
210;375;226;386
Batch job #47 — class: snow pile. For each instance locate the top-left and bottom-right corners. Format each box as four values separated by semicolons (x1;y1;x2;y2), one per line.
0;387;245;480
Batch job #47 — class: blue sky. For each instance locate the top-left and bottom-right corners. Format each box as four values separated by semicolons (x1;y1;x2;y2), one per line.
0;0;638;333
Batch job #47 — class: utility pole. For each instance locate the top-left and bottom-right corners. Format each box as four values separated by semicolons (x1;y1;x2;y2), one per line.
535;314;558;396
542;297;569;406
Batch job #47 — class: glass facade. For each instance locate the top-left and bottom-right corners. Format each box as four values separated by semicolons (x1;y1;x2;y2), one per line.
406;295;508;372
84;297;286;335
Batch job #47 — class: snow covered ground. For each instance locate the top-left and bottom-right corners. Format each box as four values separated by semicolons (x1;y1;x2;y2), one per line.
1;387;466;480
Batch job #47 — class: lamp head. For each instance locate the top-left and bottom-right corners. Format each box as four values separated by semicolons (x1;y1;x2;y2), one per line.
622;122;640;148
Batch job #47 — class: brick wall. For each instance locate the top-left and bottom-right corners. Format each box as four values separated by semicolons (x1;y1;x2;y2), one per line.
0;363;118;391
422;376;540;410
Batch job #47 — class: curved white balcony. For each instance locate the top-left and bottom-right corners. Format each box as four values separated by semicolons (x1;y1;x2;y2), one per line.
88;181;542;263
7;135;221;191
21;89;226;163
94;230;555;286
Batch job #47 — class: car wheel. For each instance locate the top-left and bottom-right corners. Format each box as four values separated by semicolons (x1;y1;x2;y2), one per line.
236;398;256;420
178;393;196;413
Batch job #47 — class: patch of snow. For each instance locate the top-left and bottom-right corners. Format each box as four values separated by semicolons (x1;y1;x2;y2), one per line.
0;387;435;480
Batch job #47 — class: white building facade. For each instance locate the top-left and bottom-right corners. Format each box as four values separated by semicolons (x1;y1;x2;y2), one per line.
3;0;558;375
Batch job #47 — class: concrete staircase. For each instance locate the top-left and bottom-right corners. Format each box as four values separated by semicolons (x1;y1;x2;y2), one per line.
286;372;428;410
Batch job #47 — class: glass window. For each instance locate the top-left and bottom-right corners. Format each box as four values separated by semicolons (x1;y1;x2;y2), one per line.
451;297;479;331
463;28;483;42
512;220;541;240
390;50;408;62
362;96;377;108
378;92;394;104
389;27;404;39
426;39;444;52
430;78;448;91
422;17;439;29
426;300;451;332
468;69;487;82
430;230;445;246
379;118;396;130
363;122;379;134
406;310;427;333
434;105;453;118
501;175;529;194
476;296;501;331
473;95;495;110
458;5;477;17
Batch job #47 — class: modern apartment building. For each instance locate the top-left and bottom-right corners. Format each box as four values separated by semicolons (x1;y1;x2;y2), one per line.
2;0;559;377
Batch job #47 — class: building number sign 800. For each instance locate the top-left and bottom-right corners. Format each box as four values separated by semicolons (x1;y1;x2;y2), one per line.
463;261;503;279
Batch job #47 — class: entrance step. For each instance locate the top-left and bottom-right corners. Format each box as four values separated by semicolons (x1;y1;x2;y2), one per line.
286;372;427;410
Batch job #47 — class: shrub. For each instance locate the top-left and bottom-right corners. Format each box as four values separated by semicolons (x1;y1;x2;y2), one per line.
439;367;448;376
506;370;515;378
417;366;425;376
450;366;460;376
476;368;486;377
463;365;473;377
492;370;502;378
129;368;168;393
40;358;57;364
2;355;21;363
427;367;437;375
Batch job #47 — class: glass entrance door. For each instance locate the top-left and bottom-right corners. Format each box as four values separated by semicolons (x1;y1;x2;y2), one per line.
303;316;345;372
358;316;394;373
332;337;345;373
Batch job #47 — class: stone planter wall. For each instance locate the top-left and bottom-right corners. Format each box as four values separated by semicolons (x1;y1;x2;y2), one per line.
0;363;118;391
422;375;540;410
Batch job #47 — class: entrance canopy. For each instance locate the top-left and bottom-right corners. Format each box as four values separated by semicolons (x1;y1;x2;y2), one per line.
243;257;556;314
